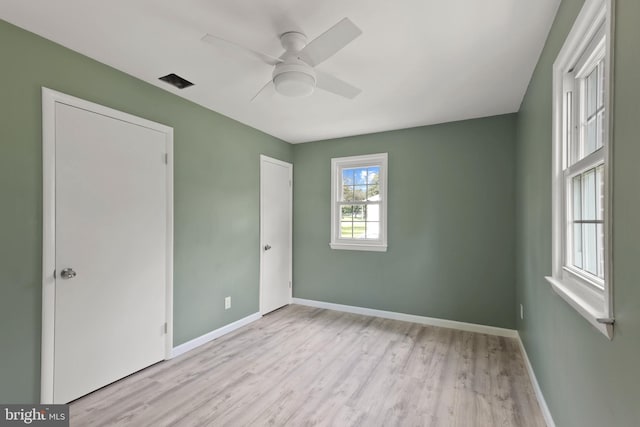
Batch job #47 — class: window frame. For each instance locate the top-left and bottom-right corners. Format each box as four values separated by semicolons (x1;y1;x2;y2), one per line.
330;153;388;252
547;0;614;339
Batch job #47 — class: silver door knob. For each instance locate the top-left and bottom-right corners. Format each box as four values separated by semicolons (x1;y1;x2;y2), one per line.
264;244;272;251
60;268;77;279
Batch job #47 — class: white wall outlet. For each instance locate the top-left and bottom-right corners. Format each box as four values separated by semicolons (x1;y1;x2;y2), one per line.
225;296;231;310
520;304;524;320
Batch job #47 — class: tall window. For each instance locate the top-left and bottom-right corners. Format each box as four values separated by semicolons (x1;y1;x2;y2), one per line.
331;153;387;252
548;0;613;338
566;35;606;284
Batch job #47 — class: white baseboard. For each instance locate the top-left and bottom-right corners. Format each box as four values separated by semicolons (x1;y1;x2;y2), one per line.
292;298;518;338
517;333;555;427
171;312;261;359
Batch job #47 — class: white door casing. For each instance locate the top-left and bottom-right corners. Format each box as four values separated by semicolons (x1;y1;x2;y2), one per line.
41;88;174;404
260;155;292;315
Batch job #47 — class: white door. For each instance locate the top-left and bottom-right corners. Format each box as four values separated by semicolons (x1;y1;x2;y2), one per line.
51;100;169;403
260;155;292;314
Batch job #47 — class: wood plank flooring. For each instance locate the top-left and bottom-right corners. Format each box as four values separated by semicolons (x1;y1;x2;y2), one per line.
70;305;546;427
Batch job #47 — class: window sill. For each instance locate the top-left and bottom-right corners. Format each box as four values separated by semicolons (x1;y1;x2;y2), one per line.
330;242;387;252
545;276;613;339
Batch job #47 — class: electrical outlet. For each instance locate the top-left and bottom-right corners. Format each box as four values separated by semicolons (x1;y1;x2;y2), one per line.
520;304;524;320
225;296;231;310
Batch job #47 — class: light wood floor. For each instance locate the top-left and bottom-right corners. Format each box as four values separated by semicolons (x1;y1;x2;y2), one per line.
70;305;545;427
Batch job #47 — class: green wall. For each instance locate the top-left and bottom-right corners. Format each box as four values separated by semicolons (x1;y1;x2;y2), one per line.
292;115;517;329
0;19;291;403
515;0;640;425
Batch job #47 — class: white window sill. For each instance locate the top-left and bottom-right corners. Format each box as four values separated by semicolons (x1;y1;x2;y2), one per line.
545;276;613;339
330;242;387;252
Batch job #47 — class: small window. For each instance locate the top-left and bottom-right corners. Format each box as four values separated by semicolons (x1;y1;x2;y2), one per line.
548;0;613;338
331;153;387;252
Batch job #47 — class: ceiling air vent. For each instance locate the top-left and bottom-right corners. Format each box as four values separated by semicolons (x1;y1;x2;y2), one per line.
159;73;194;89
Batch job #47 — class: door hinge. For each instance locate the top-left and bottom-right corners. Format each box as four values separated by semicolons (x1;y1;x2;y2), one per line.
53;269;56;279
164;153;169;164
164;322;168;334
289;180;292;187
289;281;292;288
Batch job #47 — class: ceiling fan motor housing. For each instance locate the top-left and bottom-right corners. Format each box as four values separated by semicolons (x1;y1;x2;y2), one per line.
273;31;316;97
280;31;307;52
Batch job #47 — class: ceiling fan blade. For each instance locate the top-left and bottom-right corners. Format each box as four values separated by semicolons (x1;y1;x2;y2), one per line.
298;18;362;67
315;70;361;99
251;80;274;102
202;34;283;66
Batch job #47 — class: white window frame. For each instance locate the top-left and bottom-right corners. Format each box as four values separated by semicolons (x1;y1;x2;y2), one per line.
330;153;388;252
547;0;615;339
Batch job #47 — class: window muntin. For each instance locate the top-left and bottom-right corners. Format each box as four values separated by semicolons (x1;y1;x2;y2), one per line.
330;153;387;251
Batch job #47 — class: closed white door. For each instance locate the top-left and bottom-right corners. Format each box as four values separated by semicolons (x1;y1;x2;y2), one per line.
52;102;168;403
260;156;292;314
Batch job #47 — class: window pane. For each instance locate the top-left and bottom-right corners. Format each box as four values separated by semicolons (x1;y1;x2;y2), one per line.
353;221;366;239
367;203;380;222
367;184;379;200
352;205;365;220
597;61;605;109
572;175;582;221
597;110;605;150
596;165;604;221
341;205;353;220
583;223;598;275
587;68;598;118
566;92;573;164
585;118;597;156
582;168;596;220
367;167;380;184
342;185;354;202
354;168;367;185
353;185;367;201
596;165;605;279
340;222;353;238
597;223;605;278
342;169;354;185
366;222;380;239
573;223;583;269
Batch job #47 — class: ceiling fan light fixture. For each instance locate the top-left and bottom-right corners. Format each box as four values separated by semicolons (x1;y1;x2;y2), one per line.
273;71;315;97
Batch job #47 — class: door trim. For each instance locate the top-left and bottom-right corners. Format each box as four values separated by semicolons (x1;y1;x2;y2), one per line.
259;155;293;315
41;88;174;403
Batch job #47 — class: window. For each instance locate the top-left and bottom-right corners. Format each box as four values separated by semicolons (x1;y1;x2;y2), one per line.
548;0;614;338
331;153;387;252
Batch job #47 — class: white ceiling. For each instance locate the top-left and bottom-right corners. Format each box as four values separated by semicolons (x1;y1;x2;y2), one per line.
1;0;560;143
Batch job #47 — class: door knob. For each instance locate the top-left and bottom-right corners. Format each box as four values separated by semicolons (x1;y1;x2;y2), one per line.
60;268;77;279
264;244;272;251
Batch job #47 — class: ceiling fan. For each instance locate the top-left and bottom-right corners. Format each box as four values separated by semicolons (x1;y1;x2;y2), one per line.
202;18;363;100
